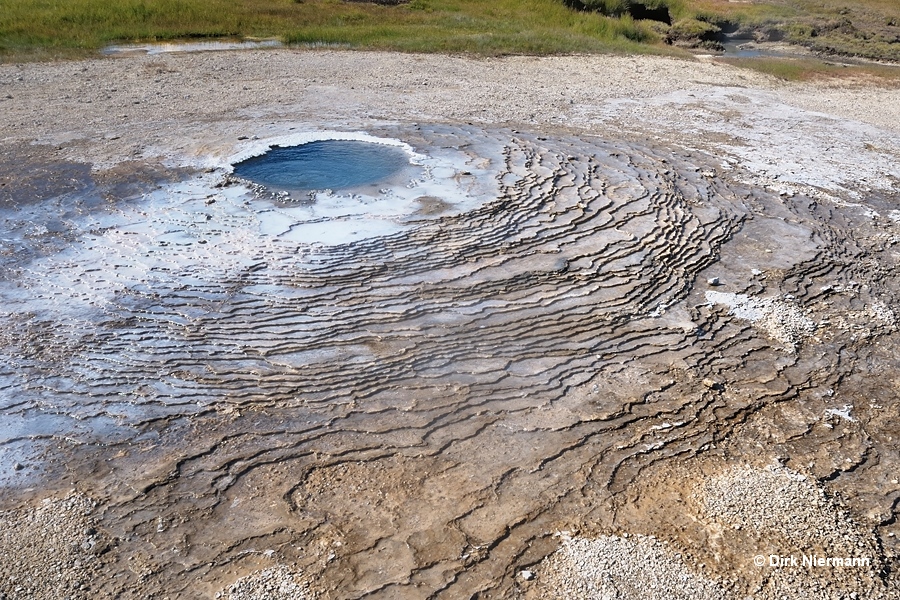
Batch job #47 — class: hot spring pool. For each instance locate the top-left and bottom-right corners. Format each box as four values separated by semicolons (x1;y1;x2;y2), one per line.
232;139;412;192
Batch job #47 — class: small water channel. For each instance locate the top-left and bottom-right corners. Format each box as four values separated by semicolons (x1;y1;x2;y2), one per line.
101;39;282;55
719;35;814;60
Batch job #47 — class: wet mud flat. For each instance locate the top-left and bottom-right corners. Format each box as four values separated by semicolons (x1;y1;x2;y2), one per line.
1;50;900;599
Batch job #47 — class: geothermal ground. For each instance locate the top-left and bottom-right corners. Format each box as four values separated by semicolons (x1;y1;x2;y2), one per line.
1;50;900;599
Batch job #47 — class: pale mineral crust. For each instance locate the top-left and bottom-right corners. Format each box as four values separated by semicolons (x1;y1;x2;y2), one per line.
0;50;898;599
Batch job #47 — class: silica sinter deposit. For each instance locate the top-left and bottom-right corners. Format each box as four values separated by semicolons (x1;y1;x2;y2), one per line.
0;50;899;600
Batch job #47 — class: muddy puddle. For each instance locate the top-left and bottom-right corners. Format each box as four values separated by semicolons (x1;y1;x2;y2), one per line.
1;122;899;599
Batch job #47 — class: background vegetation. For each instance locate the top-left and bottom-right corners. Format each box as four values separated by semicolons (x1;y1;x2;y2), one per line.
0;0;669;59
0;0;897;75
684;0;900;62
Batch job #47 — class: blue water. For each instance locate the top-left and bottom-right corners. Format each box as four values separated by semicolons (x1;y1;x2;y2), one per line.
233;140;411;192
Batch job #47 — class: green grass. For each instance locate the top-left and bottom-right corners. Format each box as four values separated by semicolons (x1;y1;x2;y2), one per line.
1;0;897;74
0;0;677;60
720;56;900;83
682;0;900;62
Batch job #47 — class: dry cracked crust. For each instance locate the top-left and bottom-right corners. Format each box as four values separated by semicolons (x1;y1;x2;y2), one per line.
0;50;899;599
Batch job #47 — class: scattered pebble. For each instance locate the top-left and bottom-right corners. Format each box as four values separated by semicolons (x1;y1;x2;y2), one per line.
0;493;103;600
537;534;726;600
224;565;309;600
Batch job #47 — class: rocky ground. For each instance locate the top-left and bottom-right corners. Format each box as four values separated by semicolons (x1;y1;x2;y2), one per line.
0;49;899;599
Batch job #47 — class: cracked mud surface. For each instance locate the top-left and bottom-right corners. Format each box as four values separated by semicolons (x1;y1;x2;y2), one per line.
1;50;899;599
